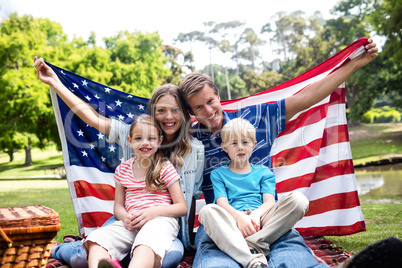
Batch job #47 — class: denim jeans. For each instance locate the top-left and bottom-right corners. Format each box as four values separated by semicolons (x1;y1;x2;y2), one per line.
193;225;328;268
51;216;184;268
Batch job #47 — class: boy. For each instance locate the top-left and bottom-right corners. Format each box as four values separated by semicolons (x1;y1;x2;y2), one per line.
199;118;309;268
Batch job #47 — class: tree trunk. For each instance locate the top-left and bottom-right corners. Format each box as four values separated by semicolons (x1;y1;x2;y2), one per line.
225;68;231;100
8;150;14;162
24;137;33;166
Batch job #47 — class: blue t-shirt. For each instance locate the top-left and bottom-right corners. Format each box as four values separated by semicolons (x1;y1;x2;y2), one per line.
193;100;286;204
211;164;276;211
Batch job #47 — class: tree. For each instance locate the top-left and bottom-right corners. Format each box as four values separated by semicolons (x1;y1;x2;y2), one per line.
175;31;205;72
0;13;67;165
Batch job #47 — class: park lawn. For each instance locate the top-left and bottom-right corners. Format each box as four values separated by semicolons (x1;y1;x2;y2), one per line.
0;145;63;178
327;195;402;254
349;123;402;166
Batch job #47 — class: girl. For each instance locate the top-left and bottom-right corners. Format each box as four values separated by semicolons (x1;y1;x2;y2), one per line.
35;57;204;267
84;114;187;268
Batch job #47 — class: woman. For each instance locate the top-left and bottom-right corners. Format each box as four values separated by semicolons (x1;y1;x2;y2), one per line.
34;57;204;267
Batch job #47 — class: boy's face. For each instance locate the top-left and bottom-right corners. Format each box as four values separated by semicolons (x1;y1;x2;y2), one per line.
222;135;256;165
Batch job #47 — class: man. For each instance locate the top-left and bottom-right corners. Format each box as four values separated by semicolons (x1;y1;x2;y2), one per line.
179;39;378;267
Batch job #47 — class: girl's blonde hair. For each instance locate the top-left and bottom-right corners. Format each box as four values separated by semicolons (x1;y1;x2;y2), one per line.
148;84;192;168
129;114;166;191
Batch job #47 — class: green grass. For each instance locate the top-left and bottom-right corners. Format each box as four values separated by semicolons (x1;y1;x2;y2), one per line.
326;195;402;255
0;145;63;178
349;123;402;165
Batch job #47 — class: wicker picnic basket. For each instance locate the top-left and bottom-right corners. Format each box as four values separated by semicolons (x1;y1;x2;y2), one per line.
0;205;61;268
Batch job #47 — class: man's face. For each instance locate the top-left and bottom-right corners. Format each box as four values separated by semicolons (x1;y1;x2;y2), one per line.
188;85;224;134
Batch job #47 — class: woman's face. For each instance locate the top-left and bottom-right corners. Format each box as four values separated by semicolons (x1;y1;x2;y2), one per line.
154;94;182;140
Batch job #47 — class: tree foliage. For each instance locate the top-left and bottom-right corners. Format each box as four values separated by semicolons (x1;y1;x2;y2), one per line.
0;13;174;164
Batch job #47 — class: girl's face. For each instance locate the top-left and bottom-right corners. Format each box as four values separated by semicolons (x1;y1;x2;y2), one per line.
128;123;162;160
154;94;182;140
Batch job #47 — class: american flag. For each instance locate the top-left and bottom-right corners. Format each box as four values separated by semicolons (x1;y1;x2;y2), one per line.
49;37;368;237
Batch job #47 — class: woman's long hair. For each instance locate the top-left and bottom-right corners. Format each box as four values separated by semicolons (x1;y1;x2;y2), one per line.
129;114;166;191
148;84;192;168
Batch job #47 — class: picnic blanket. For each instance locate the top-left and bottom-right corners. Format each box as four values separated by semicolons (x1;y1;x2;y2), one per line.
46;236;351;267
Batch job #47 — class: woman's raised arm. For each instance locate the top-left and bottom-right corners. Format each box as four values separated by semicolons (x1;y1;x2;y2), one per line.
34;56;111;135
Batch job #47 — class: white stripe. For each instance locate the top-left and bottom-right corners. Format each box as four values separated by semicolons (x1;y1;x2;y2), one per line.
274;142;352;182
271;103;347;155
76;196;114;214
69;165;115;186
295;206;364;228
278;174;358;201
195;199;206;214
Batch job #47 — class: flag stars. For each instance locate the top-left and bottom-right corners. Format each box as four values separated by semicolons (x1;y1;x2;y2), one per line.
127;112;134;119
101;156;106;162
77;129;84;136
82;80;88;87
61;70;65;75
118;115;125;121
85;95;91;101
73;83;79;89
81;150;88;157
97;132;105;140
107;105;113;110
119;157;125;163
105;87;111;93
115;100;122;107
89;143;95;150
127;95;133;98
138;104;145;110
109;145;116;152
94;94;100;99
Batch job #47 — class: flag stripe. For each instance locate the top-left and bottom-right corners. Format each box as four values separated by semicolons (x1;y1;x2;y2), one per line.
276;159;354;192
74;180;115;200
304;192;361;217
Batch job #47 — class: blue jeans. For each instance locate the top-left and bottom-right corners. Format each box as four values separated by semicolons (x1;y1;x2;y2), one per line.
51;216;184;267
193;225;328;268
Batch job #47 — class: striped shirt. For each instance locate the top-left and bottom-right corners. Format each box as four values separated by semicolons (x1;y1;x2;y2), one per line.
114;157;180;214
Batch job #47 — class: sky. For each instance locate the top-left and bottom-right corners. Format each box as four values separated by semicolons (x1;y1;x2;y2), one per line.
0;0;341;69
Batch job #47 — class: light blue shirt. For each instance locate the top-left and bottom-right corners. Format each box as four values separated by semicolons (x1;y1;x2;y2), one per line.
211;164;276;211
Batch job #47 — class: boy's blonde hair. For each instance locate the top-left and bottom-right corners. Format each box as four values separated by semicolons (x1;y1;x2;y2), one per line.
221;118;256;145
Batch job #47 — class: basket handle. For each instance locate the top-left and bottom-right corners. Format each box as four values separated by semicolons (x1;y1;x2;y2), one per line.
0;226;13;247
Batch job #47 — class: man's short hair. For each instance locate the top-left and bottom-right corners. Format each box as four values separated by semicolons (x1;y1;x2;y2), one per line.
221;118;256;145
179;73;219;112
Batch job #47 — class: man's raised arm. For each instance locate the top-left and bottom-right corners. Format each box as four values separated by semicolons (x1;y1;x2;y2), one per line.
285;39;378;122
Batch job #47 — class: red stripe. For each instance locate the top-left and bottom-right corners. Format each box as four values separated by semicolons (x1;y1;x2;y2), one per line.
82;211;114;230
276;159;354;193
278;88;344;137
296;221;366;236
304;191;361;217
272;125;350;167
74;180;115;200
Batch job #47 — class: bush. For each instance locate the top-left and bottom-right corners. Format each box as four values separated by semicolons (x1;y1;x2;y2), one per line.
361;106;402;123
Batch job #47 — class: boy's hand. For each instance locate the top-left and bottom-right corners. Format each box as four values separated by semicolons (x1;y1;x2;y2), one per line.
237;214;257;238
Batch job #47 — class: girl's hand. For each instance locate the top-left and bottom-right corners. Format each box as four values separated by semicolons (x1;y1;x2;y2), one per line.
130;207;159;229
123;213;135;231
236;214;257;238
33;56;60;86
